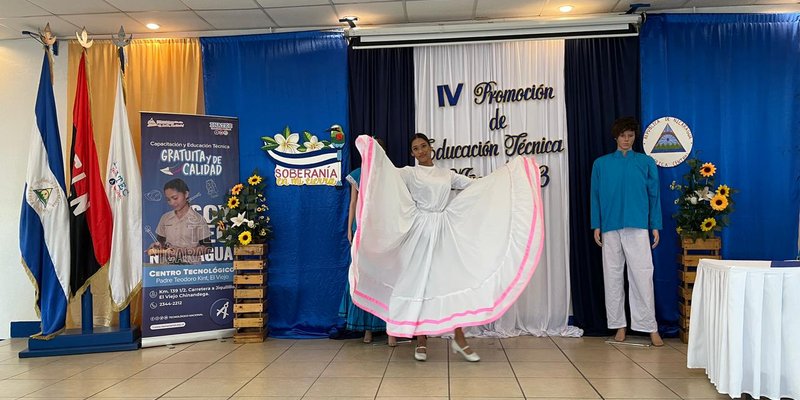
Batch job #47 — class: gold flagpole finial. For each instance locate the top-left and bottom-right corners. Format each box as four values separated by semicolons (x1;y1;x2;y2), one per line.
40;23;56;46
76;27;93;49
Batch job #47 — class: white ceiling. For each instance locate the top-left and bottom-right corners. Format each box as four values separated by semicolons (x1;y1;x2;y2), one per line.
1;0;798;40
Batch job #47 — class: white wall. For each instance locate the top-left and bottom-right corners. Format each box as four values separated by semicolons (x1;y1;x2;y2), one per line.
0;39;69;339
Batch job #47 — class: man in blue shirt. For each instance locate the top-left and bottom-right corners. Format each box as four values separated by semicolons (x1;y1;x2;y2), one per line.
590;117;664;347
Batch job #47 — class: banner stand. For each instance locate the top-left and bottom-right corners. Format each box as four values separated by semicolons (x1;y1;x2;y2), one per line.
19;289;140;358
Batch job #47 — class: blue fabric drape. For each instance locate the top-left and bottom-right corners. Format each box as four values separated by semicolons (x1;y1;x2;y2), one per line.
348;47;416;168
201;32;350;337
565;37;641;336
641;14;800;330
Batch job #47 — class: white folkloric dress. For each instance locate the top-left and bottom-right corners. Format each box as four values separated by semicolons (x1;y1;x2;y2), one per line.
349;135;545;337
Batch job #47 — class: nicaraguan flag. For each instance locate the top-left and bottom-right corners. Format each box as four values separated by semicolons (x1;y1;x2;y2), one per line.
19;51;71;338
106;67;142;311
69;51;113;296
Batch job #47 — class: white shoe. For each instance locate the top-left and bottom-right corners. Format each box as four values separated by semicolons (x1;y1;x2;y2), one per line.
451;340;480;362
414;345;427;361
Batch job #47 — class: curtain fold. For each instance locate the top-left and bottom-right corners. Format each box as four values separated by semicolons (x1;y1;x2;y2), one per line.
65;38;203;330
408;40;580;337
201;32;350;338
564;37;641;336
348;47;416;168
641;14;800;335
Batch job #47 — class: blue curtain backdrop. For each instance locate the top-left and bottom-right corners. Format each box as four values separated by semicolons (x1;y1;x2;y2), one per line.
564;37;641;336
641;14;800;330
201;32;350;337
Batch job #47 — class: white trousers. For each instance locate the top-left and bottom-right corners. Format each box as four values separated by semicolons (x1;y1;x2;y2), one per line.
602;228;657;333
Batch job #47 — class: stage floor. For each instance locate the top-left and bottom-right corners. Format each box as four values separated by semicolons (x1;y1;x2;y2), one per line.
1;335;732;399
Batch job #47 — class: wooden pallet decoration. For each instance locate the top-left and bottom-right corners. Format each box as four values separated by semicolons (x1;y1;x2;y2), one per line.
678;237;721;343
233;244;268;343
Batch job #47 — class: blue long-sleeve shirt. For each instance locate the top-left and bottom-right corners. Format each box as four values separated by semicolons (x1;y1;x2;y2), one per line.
590;150;662;233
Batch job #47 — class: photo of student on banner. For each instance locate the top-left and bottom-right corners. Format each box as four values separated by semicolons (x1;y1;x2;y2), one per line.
147;178;212;264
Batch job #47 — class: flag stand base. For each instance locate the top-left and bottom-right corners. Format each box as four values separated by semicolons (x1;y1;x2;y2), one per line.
18;290;141;358
19;326;141;358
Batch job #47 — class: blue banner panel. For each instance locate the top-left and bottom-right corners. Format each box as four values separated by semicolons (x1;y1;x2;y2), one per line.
140;112;239;346
141;263;234;338
201;32;350;337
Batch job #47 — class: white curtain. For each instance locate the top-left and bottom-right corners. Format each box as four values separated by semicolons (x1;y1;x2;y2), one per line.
414;40;581;337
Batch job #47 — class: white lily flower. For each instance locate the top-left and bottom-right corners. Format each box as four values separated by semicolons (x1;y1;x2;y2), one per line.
231;212;248;228
275;133;300;153
687;195;698;205
247;220;255;228
304;135;325;151
694;186;713;201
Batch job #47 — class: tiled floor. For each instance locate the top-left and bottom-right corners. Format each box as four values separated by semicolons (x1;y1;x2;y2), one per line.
0;335;728;399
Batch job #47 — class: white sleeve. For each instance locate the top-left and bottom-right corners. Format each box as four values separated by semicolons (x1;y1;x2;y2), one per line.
450;170;474;190
398;166;414;186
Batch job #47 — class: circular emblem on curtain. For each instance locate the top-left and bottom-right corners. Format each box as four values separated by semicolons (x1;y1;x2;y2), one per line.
643;116;693;167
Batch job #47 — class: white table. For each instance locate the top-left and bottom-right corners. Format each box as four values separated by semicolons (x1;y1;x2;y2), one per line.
687;259;800;399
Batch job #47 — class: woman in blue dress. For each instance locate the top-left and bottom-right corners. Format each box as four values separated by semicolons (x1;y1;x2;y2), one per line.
339;160;397;346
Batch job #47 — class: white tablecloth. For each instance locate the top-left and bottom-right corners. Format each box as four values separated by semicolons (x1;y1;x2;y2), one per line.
687;259;800;399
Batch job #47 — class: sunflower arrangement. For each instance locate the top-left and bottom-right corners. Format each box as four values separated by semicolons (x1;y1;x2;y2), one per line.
670;158;735;239
212;170;272;247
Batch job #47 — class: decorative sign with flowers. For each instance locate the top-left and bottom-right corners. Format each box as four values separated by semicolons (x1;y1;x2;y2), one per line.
261;125;345;187
213;170;272;247
670;158;735;239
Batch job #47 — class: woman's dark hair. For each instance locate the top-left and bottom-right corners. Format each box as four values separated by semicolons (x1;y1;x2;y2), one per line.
611;117;639;138
409;133;431;148
164;178;189;193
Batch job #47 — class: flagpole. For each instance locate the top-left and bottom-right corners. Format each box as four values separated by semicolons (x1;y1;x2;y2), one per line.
81;291;93;334
19;26;140;356
113;26;133;331
75;27;96;335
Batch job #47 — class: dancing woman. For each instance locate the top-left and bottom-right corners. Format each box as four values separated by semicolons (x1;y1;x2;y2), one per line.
349;133;545;361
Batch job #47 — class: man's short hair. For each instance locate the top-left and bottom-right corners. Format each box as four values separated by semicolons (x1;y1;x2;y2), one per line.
611;117;639;138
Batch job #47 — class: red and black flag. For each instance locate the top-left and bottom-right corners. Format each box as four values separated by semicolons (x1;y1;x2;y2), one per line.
68;51;113;296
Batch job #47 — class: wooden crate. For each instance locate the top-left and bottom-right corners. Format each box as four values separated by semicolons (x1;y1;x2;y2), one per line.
235;244;267;256
678;237;721;343
679;287;693;302
679;301;691;317
234;274;264;285
233;244;268;343
234;327;267;344
234;260;265;270
682;238;721;252
233;315;266;328
679;328;690;344
234;301;267;314
678;270;696;285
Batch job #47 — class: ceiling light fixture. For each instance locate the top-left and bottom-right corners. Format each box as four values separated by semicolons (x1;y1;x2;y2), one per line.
559;5;574;13
146;23;160;30
338;16;358;28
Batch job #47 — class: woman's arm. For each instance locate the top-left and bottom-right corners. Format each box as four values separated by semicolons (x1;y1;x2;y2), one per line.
347;183;358;244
